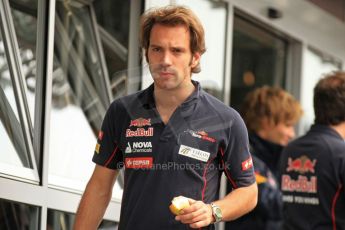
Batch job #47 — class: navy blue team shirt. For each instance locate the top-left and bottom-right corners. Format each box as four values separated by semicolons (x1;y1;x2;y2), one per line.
93;81;255;230
279;124;345;230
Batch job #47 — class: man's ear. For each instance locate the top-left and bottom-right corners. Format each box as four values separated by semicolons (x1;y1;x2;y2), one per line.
260;117;271;130
262;117;278;132
145;50;149;63
191;52;201;68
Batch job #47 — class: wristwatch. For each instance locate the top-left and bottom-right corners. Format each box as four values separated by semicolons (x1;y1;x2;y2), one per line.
210;203;222;223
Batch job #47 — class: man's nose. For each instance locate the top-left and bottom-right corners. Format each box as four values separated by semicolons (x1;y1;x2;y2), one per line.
161;51;172;66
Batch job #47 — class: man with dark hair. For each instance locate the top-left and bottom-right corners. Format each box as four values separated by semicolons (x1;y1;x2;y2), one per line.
227;86;303;230
278;71;345;229
74;5;257;230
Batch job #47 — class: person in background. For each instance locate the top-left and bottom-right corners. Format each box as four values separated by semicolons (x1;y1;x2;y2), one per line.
74;5;257;230
226;86;303;230
279;71;345;229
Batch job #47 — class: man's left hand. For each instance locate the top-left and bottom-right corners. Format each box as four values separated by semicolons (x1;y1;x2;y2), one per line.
175;198;215;228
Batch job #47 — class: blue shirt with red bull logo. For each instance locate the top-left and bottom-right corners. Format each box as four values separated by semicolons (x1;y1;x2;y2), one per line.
92;81;255;230
278;124;345;230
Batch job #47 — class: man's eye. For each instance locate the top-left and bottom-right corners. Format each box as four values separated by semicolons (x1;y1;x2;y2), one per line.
152;47;161;52
172;49;181;53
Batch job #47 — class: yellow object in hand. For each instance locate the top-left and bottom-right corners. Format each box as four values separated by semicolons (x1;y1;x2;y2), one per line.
169;196;190;215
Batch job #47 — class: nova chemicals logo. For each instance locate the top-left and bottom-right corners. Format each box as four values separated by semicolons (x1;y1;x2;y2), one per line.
125;142;152;153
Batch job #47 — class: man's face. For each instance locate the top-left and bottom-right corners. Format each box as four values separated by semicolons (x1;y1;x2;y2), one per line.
147;24;200;90
262;122;296;146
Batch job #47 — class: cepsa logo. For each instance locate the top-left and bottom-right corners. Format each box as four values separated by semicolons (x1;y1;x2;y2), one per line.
125;157;153;169
286;155;317;174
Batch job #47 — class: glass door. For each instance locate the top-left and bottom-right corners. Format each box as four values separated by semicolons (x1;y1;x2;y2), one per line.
230;14;288;111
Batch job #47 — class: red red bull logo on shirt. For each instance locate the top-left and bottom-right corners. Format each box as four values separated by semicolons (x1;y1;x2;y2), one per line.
130;118;151;127
282;155;318;193
281;175;317;193
126;127;154;137
286;155;317;174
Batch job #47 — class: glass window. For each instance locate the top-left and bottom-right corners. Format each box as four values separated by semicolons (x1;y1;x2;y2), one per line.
9;0;38;125
47;209;118;230
230;14;288;111
0;198;39;230
0;31;36;180
94;0;129;48
299;47;341;134
49;1;123;200
178;0;227;100
93;0;131;98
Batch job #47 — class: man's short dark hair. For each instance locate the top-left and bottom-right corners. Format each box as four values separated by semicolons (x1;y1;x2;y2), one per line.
314;71;345;125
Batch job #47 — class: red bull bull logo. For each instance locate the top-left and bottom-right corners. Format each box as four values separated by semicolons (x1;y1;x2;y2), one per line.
130;118;151;127
126;127;154;137
286;155;317;174
281;175;317;193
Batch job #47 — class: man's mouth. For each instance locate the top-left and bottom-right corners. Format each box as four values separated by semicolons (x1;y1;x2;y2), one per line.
160;72;173;76
157;69;176;78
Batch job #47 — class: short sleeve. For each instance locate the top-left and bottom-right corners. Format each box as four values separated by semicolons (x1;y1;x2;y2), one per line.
92;101;124;169
221;111;255;189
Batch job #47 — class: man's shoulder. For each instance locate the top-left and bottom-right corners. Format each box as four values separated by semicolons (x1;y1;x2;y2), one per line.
109;89;147;109
283;127;345;161
199;90;239;117
117;89;146;103
294;126;344;148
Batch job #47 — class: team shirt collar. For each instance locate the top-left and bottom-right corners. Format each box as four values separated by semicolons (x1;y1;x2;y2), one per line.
309;124;344;140
139;80;201;110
